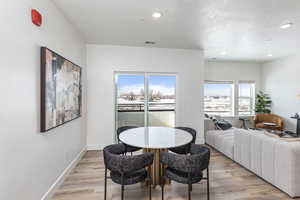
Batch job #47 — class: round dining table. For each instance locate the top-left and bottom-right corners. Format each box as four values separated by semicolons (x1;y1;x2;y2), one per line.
119;126;193;187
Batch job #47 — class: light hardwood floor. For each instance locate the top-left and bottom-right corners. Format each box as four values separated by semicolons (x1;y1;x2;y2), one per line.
51;148;299;200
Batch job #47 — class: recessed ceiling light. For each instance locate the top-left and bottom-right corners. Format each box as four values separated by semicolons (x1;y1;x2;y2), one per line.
145;41;156;45
268;53;273;57
221;51;227;55
265;38;272;42
280;22;293;29
152;12;162;19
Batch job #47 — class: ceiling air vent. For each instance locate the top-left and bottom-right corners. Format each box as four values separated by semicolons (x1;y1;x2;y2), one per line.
145;41;156;45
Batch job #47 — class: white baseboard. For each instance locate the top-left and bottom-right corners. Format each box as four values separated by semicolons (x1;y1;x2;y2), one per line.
41;147;87;200
87;144;105;151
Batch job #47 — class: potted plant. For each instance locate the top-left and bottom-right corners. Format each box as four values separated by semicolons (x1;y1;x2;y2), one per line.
255;91;272;114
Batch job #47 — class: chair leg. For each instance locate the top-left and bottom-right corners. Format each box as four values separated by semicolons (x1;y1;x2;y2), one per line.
160;164;165;200
187;173;192;200
161;184;164;200
121;174;124;200
188;184;191;200
121;185;124;200
104;167;107;200
148;165;152;200
160;173;164;200
149;180;152;200
207;168;210;200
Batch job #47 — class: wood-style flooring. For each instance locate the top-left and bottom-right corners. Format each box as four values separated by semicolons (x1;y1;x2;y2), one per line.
51;148;299;200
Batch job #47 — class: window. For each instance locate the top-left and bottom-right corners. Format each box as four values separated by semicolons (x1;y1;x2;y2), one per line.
204;81;234;116
204;80;256;117
115;73;176;136
238;81;255;116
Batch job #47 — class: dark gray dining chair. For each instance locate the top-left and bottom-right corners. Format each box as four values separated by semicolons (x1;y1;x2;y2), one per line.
160;144;211;200
117;126;142;155
168;127;197;154
103;143;154;200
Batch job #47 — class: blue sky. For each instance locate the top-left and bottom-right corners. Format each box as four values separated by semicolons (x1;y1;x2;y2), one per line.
117;75;251;97
239;83;252;97
118;75;144;87
204;84;232;96
118;75;176;87
204;83;251;97
117;75;176;95
149;76;176;88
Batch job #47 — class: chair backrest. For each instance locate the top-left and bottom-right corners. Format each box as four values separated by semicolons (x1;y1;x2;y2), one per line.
190;144;210;171
103;144;154;174
175;127;197;143
103;144;126;172
160;144;210;174
255;113;283;125
117;126;138;142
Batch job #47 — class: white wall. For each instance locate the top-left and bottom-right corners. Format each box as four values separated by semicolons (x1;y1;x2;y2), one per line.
0;1;86;200
262;55;300;132
205;61;262;89
86;45;204;149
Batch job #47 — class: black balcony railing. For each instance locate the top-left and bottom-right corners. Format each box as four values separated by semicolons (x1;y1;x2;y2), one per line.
118;103;175;112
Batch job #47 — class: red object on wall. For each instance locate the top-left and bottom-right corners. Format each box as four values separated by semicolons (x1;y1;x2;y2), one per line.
31;9;42;26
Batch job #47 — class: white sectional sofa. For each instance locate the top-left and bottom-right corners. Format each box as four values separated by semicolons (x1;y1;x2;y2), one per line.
206;128;300;198
206;128;235;159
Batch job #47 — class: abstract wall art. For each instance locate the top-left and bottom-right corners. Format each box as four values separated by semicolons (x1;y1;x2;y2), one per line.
41;47;82;132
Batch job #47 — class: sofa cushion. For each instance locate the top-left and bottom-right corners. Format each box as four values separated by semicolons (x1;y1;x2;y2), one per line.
261;136;277;184
206;129;235;159
234;129;251;168
274;141;300;197
249;131;264;176
215;133;234;159
205;129;235;148
222;135;234;159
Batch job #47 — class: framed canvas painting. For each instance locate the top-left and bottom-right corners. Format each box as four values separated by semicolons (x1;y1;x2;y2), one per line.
41;47;82;132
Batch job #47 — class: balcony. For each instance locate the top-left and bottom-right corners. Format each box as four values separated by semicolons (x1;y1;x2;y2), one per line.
117;103;175;128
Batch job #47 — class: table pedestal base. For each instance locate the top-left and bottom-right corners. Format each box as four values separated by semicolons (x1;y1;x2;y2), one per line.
143;148;170;188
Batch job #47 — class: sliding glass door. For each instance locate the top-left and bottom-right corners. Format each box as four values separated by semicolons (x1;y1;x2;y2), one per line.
115;73;176;137
148;75;176;127
116;74;146;128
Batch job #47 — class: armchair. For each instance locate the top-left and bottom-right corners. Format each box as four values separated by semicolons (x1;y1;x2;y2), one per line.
254;113;283;131
103;144;154;200
160;144;210;200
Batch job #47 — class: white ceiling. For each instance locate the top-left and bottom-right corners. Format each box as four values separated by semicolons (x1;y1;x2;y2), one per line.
52;0;300;62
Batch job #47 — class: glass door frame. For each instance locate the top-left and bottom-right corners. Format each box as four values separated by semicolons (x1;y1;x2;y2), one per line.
114;71;177;143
